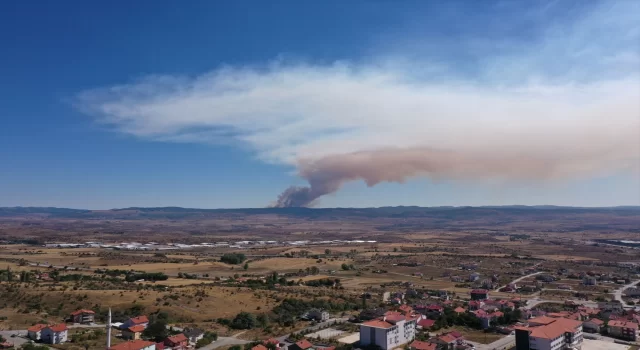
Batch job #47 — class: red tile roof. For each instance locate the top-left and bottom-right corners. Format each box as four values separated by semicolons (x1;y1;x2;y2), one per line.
417;319;435;328
71;309;95;316
587;318;604;325
471;289;488;294
252;345;268;350
129;316;149;324
454;307;466;313
27;324;48;332
362;319;394;329
263;338;280;345
438;334;457;343
166;334;188;344
448;331;463;339
609;320;639;330
385;314;406;323
295;339;313;350
109;340;156;350
528;316;557;326
126;325;146;333
409;340;437;350
527;318;583;340
47;324;67;332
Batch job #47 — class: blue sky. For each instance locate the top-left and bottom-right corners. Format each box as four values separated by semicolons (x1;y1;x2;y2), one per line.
1;0;638;209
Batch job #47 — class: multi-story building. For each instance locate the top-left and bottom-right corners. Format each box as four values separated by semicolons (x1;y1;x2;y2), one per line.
359;313;418;350
70;309;95;324
41;324;68;344
470;289;489;300
608;320;638;341
514;316;583;350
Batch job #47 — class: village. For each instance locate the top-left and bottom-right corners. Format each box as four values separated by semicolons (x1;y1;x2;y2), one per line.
3;263;640;350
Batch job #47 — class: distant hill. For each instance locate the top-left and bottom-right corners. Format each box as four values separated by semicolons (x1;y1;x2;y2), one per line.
1;205;638;220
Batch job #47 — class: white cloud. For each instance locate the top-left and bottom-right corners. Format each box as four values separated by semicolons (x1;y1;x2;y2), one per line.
75;0;640;205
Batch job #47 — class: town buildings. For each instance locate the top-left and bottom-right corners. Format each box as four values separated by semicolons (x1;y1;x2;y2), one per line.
70;309;96;324
41;324;68;344
359;313;419;350
27;324;47;341
123;325;146;340
164;334;188;350
514;316;583;350
608;320;638;341
470;289;489;300
121;316;150;330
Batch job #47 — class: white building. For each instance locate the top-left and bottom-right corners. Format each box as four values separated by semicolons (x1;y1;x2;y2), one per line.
41;324;68;344
514;316;583;350
27;324;47;341
359;314;418;350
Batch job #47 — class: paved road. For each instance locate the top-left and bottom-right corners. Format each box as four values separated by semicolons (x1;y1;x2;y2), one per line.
526;297;599;309
493;271;543;292
613;279;640;307
202;336;250;350
467;334;515;350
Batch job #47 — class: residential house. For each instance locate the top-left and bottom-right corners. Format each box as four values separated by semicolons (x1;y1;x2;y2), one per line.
624;287;640;298
27;324;47;341
428;334;457;350
289;339;313;350
514;317;583;350
307;309;330;322
183;328;205;346
41;324;68;344
450;276;463;283
123;325;146;340
608;320;638;341
469;273;480;282
470;289;489;300
416;319;435;330
398;304;413;315
425;304;444;317
536;275;555;283
262;338;282;350
252;346;268;350
409;340;437;350
583;277;597;286
473;310;503;329
109;340;156;350
164;334;188;350
359;313;419;350
121;316;150;330
468;300;484;310
453;307;466;314
583;318;604;333
70;309;95;324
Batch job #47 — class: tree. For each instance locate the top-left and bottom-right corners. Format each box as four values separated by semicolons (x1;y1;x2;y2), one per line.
142;319;168;341
243;263;249;271
231;312;257;329
341;264;349;271
230;346;243;350
325;249;331;255
257;313;269;328
221;253;246;265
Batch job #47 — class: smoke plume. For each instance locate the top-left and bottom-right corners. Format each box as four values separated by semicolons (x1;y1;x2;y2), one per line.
273;145;640;207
